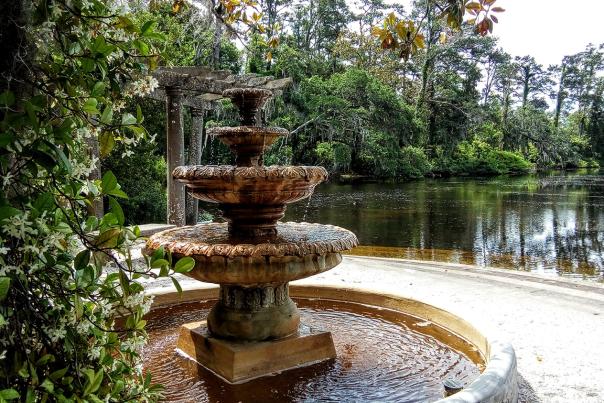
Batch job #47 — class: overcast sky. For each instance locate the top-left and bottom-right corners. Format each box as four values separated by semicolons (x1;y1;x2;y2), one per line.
493;0;604;66
376;0;604;66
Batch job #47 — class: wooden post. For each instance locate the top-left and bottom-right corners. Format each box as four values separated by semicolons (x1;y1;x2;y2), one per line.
186;107;204;225
165;86;186;226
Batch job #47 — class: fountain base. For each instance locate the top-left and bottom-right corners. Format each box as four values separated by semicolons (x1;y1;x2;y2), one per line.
176;321;336;384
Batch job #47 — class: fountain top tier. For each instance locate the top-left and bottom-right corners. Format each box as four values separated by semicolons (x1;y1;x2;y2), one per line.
223;87;273;126
173;87;332;238
208;88;285;167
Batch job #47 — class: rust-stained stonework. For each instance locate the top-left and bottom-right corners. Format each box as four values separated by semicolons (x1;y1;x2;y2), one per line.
146;87;358;378
172;166;329;237
173;165;328;181
144;223;357;285
146;222;357;258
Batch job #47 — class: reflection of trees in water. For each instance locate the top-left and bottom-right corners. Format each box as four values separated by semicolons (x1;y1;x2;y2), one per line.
283;173;604;280
471;174;604;278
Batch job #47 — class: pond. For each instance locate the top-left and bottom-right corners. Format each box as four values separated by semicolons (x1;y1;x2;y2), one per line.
282;170;604;282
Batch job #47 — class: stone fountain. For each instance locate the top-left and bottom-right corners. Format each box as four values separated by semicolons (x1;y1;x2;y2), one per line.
145;88;358;383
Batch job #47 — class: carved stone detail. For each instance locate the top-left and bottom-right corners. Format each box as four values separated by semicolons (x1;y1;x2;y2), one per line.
145;222;358;258
173;165;328;181
219;283;289;310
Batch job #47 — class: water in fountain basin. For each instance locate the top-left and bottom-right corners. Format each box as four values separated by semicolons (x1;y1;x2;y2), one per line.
143;298;481;402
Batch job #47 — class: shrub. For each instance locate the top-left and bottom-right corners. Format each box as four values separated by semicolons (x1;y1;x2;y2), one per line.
0;2;194;401
398;146;432;178
438;138;532;175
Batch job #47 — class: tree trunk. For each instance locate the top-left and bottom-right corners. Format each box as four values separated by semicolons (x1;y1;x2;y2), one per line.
212;17;222;69
554;63;567;129
522;68;530;108
416;1;435;113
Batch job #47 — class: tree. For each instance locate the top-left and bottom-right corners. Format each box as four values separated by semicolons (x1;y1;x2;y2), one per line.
513;56;552;109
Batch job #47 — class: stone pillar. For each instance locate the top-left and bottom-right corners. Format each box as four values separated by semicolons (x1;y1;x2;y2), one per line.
185;107;204;225
165;86;185;226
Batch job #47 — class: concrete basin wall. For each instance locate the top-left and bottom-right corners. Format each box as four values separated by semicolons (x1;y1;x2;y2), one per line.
148;284;518;402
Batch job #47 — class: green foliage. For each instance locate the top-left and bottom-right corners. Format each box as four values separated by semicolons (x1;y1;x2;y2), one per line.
0;1;191;400
398;146;433;179
439;138;532;175
103;140;167;224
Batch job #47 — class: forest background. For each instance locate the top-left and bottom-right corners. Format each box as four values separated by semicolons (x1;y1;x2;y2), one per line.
111;0;604;224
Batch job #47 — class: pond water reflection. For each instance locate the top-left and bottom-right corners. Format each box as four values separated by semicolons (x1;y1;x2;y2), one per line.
282;170;604;281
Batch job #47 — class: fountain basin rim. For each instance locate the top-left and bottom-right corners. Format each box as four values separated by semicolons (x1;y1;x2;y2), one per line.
147;284;518;403
145;222;358;258
173;165;328;182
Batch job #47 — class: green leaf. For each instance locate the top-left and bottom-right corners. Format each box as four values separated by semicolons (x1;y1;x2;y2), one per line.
108;197;124;225
174;257;195;273
83;98;100;115
83;368;103;396
74;250;91;270
0;277;10;301
100;105;113;125
0;389;19;400
33;193;55;212
49;367;68;381
151;259;169;268
40;378;54;393
112;380;124;396
85;216;99;232
116;16;137;32
0;91;15;107
152;246;164;261
121;113;137;126
171;277;182;294
0;133;13;148
91;82;106;97
136;104;143;123
74;295;83;320
24;101;39;132
106;188;128;199
94;228;121;249
99;131;115;157
133;39;150;56
101;171;117;192
36;354;55;366
141;20;155;35
0;206;20;222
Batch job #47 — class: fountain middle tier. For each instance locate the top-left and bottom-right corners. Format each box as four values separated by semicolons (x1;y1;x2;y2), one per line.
173;165;328;237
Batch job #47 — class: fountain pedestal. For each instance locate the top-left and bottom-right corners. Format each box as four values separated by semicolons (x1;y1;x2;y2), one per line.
177;322;336;384
146;88;357;384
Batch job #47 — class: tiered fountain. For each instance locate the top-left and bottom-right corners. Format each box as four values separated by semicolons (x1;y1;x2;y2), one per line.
145;88;358;383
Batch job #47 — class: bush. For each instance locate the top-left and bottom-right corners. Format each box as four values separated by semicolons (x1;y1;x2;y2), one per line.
398;146;432;178
438;138;532;175
0;2;193;401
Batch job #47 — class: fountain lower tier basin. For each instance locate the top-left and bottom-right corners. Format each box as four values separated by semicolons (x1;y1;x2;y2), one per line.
144;222;358;284
146;286;518;403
